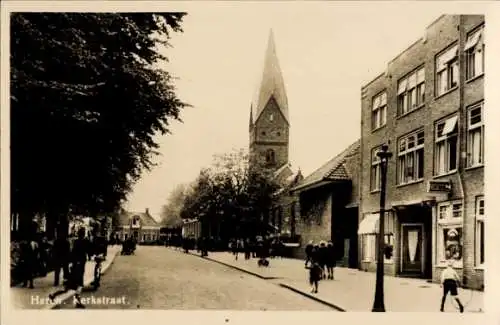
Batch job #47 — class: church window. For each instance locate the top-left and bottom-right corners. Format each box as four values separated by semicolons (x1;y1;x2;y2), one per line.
266;149;276;164
269;113;274;121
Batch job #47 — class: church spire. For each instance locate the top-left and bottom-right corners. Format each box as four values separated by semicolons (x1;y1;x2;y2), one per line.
251;29;289;125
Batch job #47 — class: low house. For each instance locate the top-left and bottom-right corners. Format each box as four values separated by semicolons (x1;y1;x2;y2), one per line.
290;140;360;267
114;208;161;244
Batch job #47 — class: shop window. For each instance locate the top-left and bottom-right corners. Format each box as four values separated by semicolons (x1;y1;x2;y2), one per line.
437;201;463;266
475;196;485;267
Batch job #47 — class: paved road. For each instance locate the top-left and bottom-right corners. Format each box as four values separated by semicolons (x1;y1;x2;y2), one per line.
56;246;333;310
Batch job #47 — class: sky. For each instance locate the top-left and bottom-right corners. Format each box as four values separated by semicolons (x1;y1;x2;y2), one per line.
124;2;487;221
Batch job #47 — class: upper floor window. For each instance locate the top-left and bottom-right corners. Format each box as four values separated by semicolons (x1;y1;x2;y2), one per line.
466;102;484;167
465;25;485;80
397;67;425;115
370;146;382;191
397;129;424;184
435;115;458;175
436;44;459;96
371;92;387;130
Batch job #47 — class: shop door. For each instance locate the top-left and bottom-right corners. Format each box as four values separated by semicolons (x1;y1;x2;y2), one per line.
401;224;423;275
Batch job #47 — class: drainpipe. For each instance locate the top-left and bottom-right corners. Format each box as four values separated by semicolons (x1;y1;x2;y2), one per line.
457;15;469;287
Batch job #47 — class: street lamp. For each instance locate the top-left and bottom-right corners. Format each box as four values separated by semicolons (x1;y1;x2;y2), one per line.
372;143;392;312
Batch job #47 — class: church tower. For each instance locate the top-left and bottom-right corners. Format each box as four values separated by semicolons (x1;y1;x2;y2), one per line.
249;30;290;172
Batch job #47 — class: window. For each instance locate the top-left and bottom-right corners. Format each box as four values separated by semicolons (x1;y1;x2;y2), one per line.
437;201;463;265
362;235;375;261
370;146;382;191
475;196;485;266
435;115;458;175
266;149;276;164
361;212;394;262
467;103;484;167
436;44;459;96
465;25;485;80
398;130;425;184
371;92;387;130
398;67;425;115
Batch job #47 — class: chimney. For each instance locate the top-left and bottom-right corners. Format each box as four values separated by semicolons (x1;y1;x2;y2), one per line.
145;208;149;216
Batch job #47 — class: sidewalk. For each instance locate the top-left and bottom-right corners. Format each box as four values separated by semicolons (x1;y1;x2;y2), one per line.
196;251;484;313
10;245;121;309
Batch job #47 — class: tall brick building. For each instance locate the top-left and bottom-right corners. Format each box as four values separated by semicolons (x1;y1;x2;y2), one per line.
359;15;484;290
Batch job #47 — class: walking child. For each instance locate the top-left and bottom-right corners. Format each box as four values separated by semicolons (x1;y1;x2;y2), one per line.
440;260;464;313
306;260;322;294
326;241;336;280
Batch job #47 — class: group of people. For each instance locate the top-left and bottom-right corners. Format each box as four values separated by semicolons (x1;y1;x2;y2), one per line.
12;228;108;309
304;240;337;294
229;236;286;263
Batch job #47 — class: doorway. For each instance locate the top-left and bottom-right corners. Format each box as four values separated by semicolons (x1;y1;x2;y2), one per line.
400;224;424;276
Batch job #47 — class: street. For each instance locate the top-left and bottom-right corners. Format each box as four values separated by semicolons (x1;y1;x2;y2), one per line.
56;246;333;310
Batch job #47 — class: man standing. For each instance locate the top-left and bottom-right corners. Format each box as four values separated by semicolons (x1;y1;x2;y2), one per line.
69;228;90;308
53;232;70;286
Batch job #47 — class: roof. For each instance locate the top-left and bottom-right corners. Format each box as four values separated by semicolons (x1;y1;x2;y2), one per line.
251;29;289;124
291;139;360;192
117;211;160;228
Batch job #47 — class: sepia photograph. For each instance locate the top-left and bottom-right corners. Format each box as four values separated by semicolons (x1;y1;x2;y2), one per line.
1;1;497;321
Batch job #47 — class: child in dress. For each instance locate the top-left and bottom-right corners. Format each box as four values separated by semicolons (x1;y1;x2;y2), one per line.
306;260;322;293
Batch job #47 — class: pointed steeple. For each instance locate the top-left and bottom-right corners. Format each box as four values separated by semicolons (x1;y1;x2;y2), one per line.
249;104;254;130
252;29;289;124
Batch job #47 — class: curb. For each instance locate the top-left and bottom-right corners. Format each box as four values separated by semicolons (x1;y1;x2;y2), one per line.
186;250;281;280
44;249;120;310
278;283;346;312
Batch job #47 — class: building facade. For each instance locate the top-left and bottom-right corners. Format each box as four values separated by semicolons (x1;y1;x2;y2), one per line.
359;15;484;290
291;140;360;265
115;208;161;244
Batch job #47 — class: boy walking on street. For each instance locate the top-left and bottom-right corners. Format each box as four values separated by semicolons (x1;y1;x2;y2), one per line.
440;260;464;313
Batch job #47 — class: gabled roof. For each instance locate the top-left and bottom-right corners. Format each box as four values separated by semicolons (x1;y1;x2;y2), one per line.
118;210;160;228
291;139;360;192
251;29;289;124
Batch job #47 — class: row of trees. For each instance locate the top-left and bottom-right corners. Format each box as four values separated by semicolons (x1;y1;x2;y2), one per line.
160;149;281;240
11;12;188;239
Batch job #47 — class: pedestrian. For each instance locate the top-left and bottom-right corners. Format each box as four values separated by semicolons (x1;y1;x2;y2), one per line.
49;228;89;308
244;238;251;260
440;260;464;313
318;241;328;279
305;240;313;266
19;235;37;288
52;232;70;286
306;260;322;294
326;241;336;280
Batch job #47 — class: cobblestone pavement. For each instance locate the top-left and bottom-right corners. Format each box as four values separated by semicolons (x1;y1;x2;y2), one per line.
56;246;334;310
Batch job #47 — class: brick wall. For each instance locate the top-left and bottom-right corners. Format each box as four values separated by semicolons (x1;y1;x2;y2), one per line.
250;96;289;169
360;15;484;289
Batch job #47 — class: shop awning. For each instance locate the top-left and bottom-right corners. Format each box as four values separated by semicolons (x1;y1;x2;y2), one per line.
357;213;379;235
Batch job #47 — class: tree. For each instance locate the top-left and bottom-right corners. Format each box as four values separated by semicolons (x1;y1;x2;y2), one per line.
10;13;189;238
179;148;280;240
160;184;187;227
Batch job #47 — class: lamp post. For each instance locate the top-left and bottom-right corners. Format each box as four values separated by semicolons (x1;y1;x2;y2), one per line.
372;143;392;312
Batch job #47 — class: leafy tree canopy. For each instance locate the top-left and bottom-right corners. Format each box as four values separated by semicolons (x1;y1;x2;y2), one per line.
10;13;189;225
